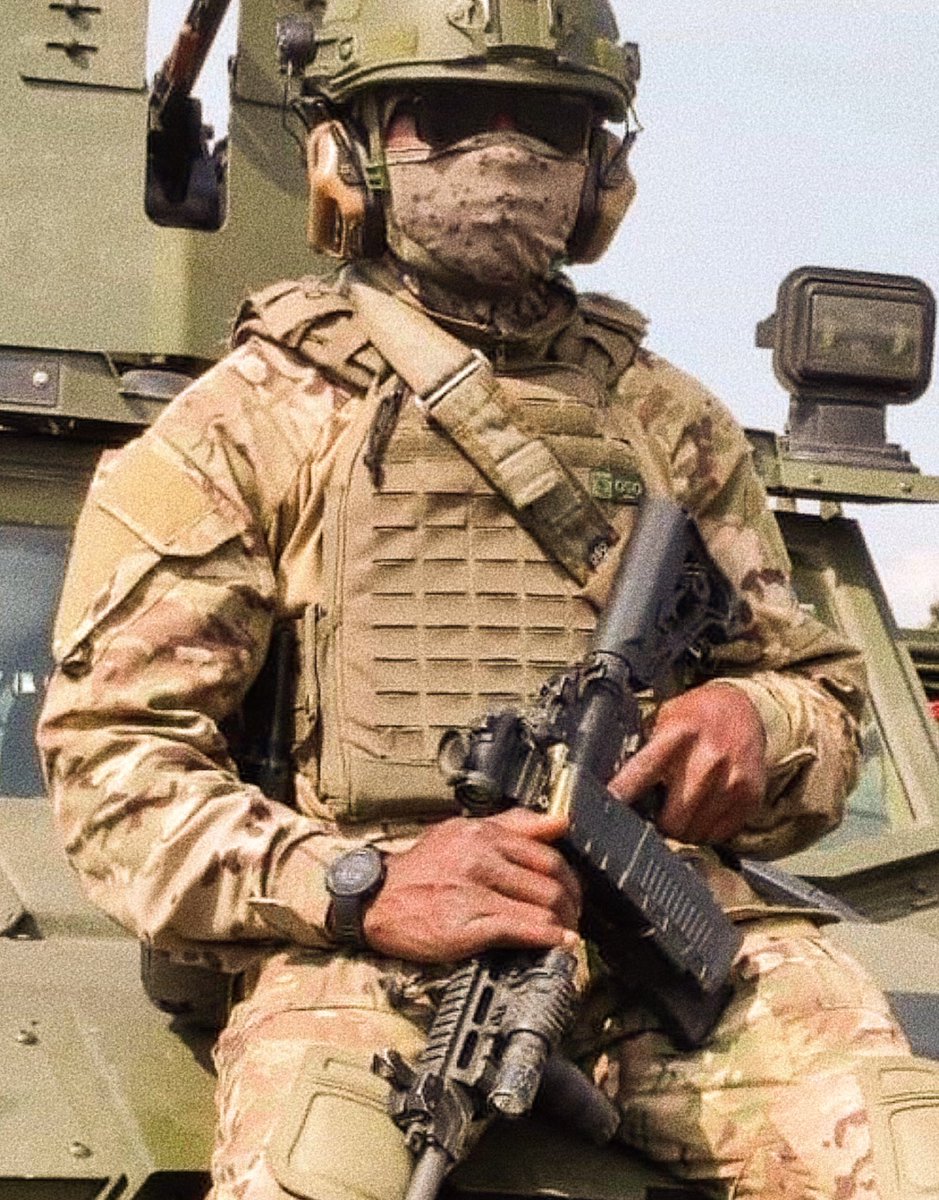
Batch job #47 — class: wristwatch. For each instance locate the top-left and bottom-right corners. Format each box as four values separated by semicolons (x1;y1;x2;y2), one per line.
325;846;386;947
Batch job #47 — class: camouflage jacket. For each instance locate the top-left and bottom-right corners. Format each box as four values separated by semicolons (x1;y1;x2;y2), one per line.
37;270;866;966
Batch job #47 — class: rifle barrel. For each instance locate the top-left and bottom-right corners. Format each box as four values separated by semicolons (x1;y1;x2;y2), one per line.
404;1146;451;1200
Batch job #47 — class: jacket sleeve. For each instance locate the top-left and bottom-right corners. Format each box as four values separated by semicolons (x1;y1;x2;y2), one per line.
37;340;363;959
615;351;867;859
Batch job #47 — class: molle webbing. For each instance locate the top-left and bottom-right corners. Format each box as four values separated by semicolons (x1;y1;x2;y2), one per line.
346;280;619;586
227;273;653;823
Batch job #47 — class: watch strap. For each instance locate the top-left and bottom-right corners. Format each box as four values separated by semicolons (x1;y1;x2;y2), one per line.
325;846;386;948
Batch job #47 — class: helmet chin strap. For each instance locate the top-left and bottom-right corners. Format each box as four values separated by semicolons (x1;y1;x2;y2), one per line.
567;125;637;264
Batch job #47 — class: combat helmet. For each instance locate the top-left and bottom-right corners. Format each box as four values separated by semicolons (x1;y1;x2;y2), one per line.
277;0;640;263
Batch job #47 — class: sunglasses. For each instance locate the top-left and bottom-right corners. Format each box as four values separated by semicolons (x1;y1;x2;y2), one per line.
385;85;596;157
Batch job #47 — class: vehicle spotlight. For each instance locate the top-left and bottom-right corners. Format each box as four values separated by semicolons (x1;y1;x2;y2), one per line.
757;266;935;469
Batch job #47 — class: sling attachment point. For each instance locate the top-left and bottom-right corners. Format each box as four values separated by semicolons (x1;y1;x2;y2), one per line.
415;349;489;414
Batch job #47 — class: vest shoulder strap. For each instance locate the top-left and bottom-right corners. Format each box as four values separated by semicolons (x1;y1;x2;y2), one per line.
579;292;649;343
555;292;649;389
346;277;619;585
233;275;388;394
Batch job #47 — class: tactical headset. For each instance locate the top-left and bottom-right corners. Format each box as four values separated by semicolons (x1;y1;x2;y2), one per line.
303;105;637;265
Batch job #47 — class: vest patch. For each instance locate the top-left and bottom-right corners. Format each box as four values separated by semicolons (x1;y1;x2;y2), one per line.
590;466;645;504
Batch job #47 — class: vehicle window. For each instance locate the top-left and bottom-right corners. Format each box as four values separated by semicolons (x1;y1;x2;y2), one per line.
819;714;892;849
785;533;897;848
0;524;70;797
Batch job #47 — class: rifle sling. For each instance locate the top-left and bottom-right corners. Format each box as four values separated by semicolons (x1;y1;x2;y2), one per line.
346;277;618;586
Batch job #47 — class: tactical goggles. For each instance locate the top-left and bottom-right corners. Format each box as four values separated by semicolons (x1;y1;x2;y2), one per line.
384;85;596;157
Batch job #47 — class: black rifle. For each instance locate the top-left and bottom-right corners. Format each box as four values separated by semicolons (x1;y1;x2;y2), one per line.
377;497;747;1199
374;948;620;1200
441;495;745;1042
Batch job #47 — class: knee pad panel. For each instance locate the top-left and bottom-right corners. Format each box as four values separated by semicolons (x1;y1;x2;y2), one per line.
267;1043;412;1200
861;1056;939;1199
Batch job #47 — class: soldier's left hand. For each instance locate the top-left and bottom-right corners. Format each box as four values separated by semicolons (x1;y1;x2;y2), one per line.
607;683;767;844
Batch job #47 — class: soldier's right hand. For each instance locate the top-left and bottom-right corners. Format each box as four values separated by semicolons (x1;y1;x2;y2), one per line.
362;809;581;962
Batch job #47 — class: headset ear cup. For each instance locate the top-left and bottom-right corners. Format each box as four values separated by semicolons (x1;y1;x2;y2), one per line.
306;122;365;256
305;121;386;259
568;128;637;264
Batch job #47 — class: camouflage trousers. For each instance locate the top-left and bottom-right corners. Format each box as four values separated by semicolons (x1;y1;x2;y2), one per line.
207;916;910;1200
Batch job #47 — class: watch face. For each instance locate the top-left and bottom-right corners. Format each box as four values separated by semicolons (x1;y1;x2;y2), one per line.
328;847;384;898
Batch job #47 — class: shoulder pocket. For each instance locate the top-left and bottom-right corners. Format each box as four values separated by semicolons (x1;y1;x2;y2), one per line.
54;438;249;666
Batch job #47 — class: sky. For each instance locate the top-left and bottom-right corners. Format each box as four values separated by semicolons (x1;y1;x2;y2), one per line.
149;1;939;626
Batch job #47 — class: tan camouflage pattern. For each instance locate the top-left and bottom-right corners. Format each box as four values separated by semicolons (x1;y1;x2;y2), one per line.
38;326;401;967
604;348;867;859
208;919;909;1199
208;952;439;1200
35;271;885;1193
586;918;911;1197
38;271;866;956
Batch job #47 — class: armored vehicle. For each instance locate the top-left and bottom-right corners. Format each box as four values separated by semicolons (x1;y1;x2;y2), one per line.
0;2;938;1197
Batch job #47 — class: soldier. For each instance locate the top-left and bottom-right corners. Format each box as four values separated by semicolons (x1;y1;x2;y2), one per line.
38;1;913;1196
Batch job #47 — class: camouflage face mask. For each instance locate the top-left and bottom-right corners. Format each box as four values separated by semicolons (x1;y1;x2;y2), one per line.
383;131;588;293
